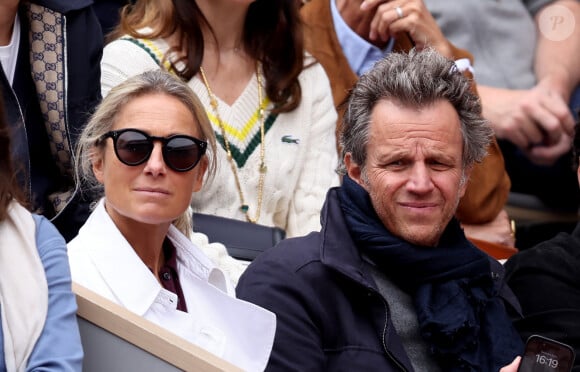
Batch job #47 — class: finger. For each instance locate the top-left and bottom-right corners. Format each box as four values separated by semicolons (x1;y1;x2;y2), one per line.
388;14;433;48
510;112;545;148
526;134;572;165
497;209;510;220
369;2;399;42
503;233;516;248
377;3;399;41
498;216;516;247
360;0;381;40
386;12;413;34
526;145;569;167
541;90;576;137
499;356;521;372
522;90;575;144
360;0;375;11
561;110;576;137
504;121;533;150
386;4;450;53
521;99;563;144
539;94;576;142
549;102;576;138
361;0;387;11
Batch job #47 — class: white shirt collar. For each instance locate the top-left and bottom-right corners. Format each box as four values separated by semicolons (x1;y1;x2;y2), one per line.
0;13;21;85
74;199;230;314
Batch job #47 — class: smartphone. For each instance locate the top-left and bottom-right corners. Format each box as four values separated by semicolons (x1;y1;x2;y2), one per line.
518;335;575;372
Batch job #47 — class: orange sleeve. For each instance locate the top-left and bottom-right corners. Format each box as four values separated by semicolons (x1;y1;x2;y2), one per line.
450;44;511;224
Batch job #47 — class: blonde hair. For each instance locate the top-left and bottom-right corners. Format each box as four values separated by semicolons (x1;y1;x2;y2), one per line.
76;70;216;237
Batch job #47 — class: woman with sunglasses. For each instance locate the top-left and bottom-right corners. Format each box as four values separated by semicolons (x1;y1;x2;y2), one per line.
100;0;340;241
67;70;275;371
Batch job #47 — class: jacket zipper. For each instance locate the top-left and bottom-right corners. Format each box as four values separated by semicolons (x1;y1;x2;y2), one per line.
371;288;409;372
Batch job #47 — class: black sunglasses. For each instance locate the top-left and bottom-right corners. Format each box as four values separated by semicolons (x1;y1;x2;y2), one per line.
100;128;207;172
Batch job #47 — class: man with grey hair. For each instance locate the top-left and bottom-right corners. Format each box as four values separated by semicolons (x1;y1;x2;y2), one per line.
237;49;524;371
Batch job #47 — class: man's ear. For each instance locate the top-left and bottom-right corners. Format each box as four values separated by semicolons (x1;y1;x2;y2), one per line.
344;152;365;186
91;148;105;184
459;164;473;198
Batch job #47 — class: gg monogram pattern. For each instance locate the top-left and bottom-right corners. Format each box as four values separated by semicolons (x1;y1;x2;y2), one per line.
26;4;74;213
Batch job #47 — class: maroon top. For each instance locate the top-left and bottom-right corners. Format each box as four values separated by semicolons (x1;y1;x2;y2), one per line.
158;238;188;312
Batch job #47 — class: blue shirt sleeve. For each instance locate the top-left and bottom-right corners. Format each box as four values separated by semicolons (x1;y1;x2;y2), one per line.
25;215;83;371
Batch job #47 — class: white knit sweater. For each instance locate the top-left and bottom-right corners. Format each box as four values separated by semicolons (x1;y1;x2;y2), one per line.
101;36;340;239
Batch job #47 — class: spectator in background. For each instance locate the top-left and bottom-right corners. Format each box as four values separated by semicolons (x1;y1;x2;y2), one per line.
504;120;580;371
0;0;102;241
300;0;515;247
0;88;82;371
68;70;275;371
424;0;580;215
100;0;340;239
237;49;524;371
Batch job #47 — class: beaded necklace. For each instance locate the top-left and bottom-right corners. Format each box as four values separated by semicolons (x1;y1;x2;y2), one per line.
199;63;267;223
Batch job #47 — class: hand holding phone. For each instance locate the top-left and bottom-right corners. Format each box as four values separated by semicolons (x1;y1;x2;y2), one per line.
518;335;575;372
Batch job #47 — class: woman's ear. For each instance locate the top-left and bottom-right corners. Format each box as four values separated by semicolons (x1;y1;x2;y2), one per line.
91;147;105;184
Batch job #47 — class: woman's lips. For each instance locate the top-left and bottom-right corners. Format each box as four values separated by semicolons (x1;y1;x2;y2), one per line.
134;187;171;195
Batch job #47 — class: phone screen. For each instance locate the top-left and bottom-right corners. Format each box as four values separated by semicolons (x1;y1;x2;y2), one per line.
518;335;575;372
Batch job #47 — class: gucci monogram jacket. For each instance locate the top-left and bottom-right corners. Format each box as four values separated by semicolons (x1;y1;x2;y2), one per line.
0;0;102;241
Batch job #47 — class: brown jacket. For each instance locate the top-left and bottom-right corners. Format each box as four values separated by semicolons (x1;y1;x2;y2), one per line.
301;0;510;224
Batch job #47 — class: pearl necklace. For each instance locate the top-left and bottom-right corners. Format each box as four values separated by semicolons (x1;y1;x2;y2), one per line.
199;63;267;223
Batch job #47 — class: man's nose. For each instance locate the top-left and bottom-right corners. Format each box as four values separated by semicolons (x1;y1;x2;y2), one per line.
406;163;434;193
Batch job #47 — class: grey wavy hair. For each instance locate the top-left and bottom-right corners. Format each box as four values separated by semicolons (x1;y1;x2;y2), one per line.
75;69;216;237
339;48;493;175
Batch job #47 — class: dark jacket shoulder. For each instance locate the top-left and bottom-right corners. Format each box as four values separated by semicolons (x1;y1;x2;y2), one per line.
505;223;580;312
32;0;94;13
504;224;580;371
237;189;414;371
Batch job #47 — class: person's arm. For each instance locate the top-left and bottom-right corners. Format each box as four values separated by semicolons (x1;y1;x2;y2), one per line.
526;0;580;162
27;216;83;371
535;0;580;104
285;62;340;238
478;0;579;165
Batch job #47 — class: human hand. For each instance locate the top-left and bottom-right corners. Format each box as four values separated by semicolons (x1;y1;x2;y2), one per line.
524;131;572;166
462;209;515;247
499;356;521;372
360;0;453;58
479;80;574;165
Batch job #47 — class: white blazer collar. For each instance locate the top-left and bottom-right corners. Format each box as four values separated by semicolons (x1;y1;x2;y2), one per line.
73;200;233;314
77;199;161;315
